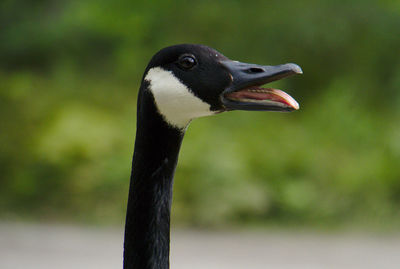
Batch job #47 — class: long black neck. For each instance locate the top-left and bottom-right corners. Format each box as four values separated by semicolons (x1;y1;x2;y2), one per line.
123;87;185;269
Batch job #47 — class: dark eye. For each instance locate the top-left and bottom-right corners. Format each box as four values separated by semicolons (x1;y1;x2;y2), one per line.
177;55;197;70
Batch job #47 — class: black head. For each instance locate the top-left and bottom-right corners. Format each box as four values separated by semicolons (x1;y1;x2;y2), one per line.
140;44;302;129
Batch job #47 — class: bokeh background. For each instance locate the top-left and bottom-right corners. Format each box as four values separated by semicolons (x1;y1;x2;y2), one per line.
1;0;400;231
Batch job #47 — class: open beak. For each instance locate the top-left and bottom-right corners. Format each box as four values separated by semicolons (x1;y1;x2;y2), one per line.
220;60;302;112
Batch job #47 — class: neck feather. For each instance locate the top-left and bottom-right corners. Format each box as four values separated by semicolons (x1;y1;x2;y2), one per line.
123;89;184;269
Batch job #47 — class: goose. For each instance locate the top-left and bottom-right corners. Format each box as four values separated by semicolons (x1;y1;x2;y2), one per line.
123;44;302;269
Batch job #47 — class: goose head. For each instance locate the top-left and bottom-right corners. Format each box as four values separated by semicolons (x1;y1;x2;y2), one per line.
141;44;302;129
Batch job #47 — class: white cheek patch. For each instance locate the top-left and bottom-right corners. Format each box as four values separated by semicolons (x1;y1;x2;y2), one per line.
145;67;215;129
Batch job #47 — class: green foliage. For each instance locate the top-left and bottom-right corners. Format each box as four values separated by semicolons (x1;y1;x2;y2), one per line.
1;0;400;228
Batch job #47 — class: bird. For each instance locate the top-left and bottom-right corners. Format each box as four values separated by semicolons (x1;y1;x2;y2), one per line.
123;44;302;269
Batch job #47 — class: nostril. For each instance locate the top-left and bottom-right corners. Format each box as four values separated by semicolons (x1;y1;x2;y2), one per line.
247;67;264;73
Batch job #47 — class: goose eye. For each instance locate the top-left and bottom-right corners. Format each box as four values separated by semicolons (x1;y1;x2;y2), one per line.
177;55;197;70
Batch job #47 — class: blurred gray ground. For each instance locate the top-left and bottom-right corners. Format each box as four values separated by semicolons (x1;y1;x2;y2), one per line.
1;223;400;269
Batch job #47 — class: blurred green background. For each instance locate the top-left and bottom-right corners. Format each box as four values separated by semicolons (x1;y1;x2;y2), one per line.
1;0;400;229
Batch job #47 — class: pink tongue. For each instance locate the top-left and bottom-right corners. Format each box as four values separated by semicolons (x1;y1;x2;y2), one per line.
226;88;299;109
230;91;276;101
